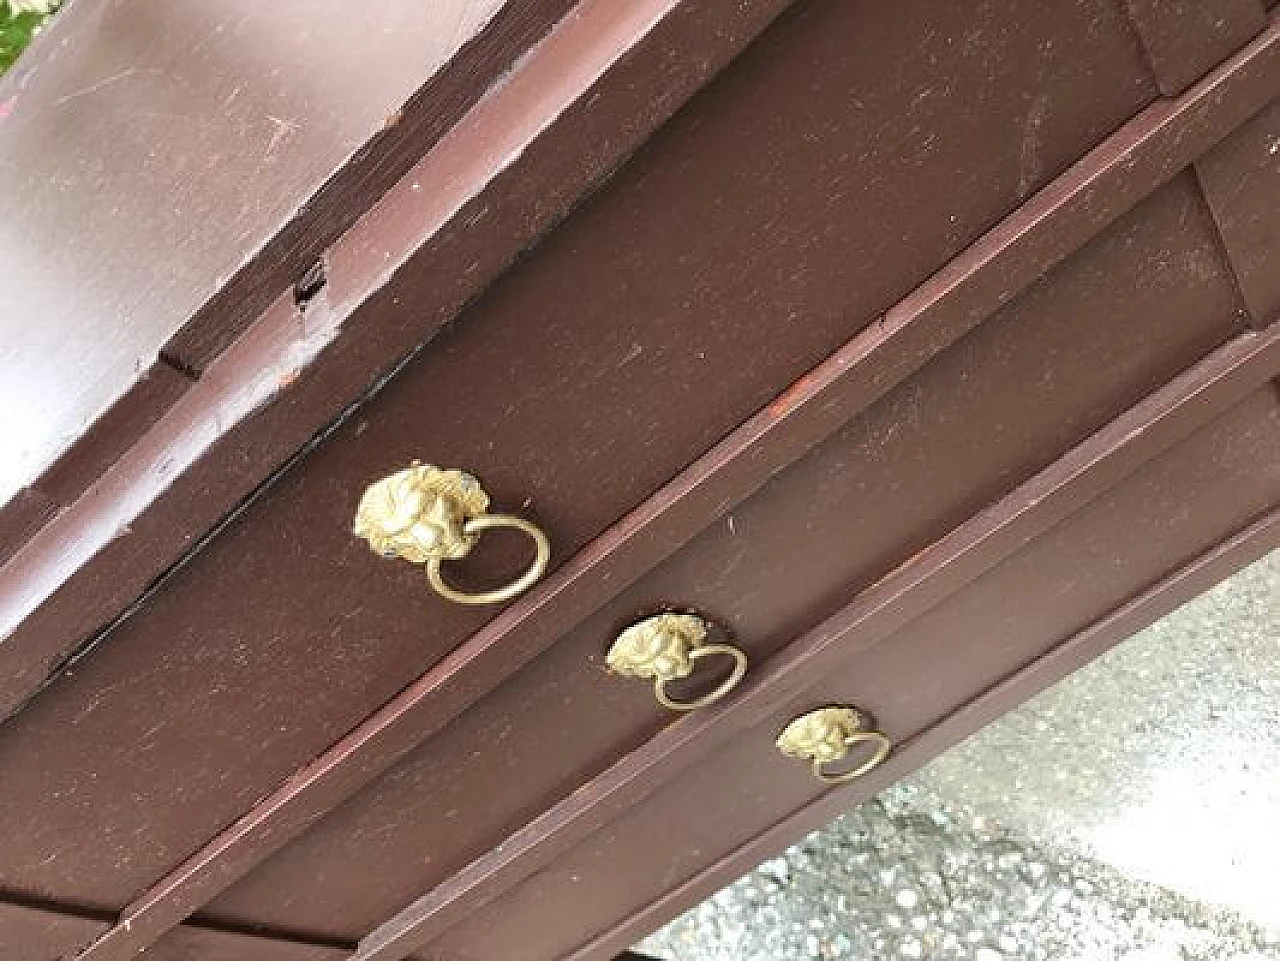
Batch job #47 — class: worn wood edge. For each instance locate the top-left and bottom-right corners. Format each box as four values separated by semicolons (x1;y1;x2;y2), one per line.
11;5;1280;707
0;488;58;569
0;0;802;721
10;7;1280;705
0;363;194;566
352;328;1280;961
563;504;1280;961
51;3;800;958
59;27;1280;960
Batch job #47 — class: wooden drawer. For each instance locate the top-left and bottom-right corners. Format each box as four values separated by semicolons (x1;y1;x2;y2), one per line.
417;383;1280;961
196;169;1247;940
0;0;1161;913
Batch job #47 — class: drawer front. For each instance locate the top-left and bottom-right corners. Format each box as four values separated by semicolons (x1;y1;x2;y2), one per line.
0;0;1159;909
199;171;1246;939
424;383;1280;961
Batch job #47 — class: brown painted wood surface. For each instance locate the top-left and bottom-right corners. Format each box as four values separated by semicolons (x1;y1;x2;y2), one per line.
76;35;1280;947
16;13;1280;959
567;505;1280;961
0;4;1277;961
1195;98;1280;325
1123;0;1267;95
423;384;1280;961
0;901;108;961
200;169;1247;941
1;0;1161;923
0;0;572;507
0;0;803;726
0;899;349;961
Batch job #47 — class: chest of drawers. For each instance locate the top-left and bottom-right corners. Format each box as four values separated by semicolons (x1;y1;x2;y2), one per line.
2;2;1279;960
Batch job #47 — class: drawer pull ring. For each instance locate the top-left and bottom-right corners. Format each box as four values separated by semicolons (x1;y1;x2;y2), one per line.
777;706;892;785
353;463;550;606
606;613;748;711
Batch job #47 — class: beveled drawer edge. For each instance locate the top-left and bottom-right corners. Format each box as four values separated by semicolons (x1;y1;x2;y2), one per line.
562;503;1280;961
353;326;1280;961
65;23;1280;961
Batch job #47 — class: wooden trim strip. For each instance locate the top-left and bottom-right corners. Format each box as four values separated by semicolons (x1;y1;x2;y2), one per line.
565;504;1280;961
69;22;1280;961
351;327;1280;961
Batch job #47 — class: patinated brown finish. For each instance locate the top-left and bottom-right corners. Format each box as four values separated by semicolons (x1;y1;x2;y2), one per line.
1123;0;1267;94
0;0;801;724
1195;99;1280;325
477;472;1280;961
6;0;1161;919
351;331;1280;961
202;169;1248;943
0;900;350;961
0;1;1276;961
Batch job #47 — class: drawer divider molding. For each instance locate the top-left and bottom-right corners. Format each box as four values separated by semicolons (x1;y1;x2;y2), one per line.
351;325;1280;961
66;19;1280;960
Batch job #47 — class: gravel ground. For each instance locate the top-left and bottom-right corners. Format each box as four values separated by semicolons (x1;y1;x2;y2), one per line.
637;551;1280;961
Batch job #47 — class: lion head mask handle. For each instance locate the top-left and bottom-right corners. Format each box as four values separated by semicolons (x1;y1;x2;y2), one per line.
353;463;550;606
777;706;892;785
606;612;748;711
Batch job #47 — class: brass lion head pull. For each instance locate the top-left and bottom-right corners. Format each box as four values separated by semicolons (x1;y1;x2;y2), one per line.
777;706;891;785
606;612;748;711
353;463;550;606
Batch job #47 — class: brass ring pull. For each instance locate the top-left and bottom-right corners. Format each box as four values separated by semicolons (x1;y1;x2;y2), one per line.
426;513;551;606
777;706;892;785
353;463;550;606
809;730;892;784
607;613;748;712
653;642;748;711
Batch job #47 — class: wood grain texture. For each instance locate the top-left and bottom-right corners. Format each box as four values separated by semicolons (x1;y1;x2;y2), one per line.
0;0;547;508
0;488;58;568
38;362;195;507
5;7;1274;961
